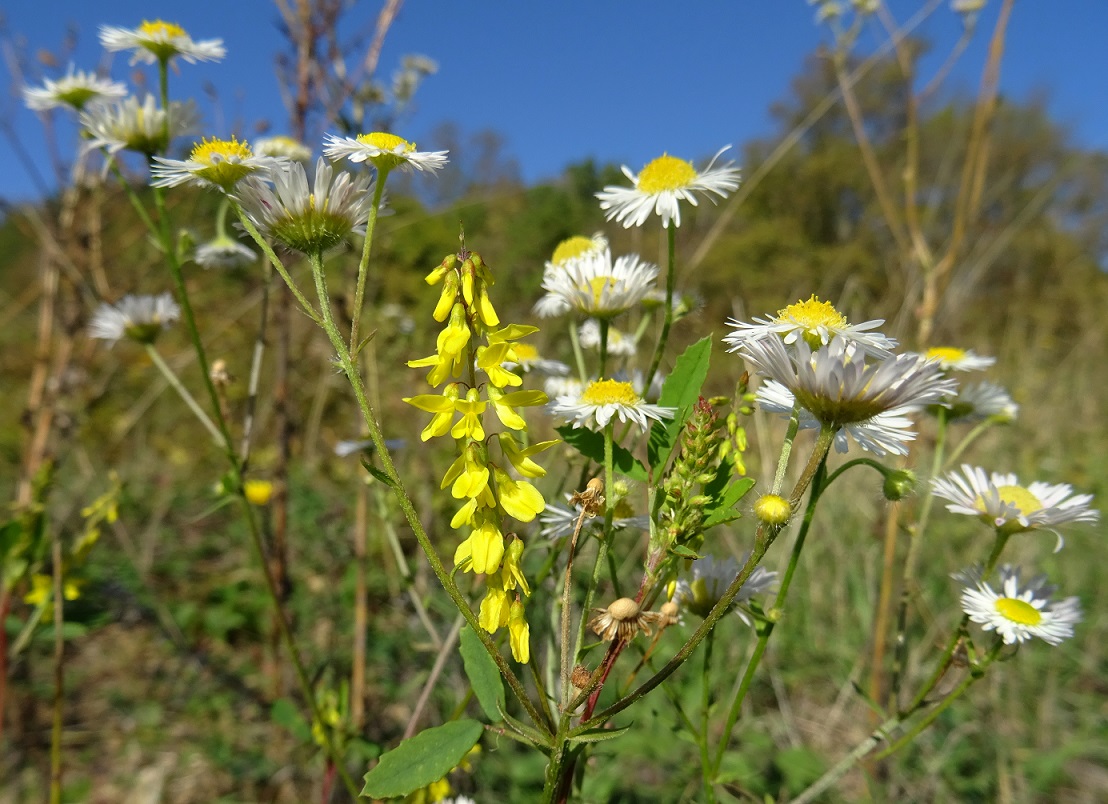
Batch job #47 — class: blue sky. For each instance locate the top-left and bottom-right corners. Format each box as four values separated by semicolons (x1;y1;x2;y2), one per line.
3;1;1106;204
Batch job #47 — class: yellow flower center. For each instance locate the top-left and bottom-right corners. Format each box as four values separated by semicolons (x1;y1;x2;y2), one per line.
139;20;186;38
925;346;967;366
776;295;847;330
587;276;617;305
190;137;253;165
637;154;697;193
581;379;640;406
995;597;1042;626
356;132;414;152
552;236;600;266
988;485;1042;516
510;343;539;362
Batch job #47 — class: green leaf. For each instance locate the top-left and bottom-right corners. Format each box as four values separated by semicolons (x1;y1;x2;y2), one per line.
556;426;647;481
669;544;701;560
271;697;312;744
360;457;395;486
703;477;756;529
362;719;484;799
568;722;632;744
775;746;825;794
497;702;554;750
459;625;505;722
647;337;712;473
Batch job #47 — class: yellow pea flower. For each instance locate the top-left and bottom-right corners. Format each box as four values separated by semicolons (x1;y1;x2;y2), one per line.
477;342;522;388
442;444;491;500
403;383;460;441
437;303;471;359
508;599;530;664
487;387;548;431
479;584;511;631
24;574;82;606
424;253;456;285
499;435;559;479
244;479;274;505
432;270;459;322
499;537;530;595
450;388;487;441
493;467;545;522
458;519;505;574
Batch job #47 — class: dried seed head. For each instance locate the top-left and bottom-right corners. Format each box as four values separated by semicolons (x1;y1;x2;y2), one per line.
570;664;591;690
571;477;605;516
210;358;233;386
588;596;661;642
658;600;680;627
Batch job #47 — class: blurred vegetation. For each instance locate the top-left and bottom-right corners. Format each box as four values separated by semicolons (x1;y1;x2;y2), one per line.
2;39;1107;803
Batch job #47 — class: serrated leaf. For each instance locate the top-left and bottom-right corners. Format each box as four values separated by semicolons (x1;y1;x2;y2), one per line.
362;719;484;799
703;477;756;529
271;697;312;743
647;337;712;473
459;625;504;722
568;722;632;744
556;426;647;481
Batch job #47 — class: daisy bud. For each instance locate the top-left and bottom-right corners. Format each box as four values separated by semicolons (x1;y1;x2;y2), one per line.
754;494;791;526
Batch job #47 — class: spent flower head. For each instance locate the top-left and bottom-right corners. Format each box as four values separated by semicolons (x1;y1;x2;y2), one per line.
24;66;127;112
724;295;896;358
99;20;225;65
89;293;180;345
323;131;448;174
234;157;383;255
151;137;287;192
596;146;741;228
931;464;1098;547
959;565;1081;646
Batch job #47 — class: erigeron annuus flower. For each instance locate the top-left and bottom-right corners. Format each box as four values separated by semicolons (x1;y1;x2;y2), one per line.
151;137;287;192
23;67;127;112
578;319;638;357
253;135;312;162
502;342;570;376
596;146;741;229
81;95;198;156
724;295;896;359
739;335;955;429
234;157;382;255
323;131;448;174
756;379;919;457
89;293;180;345
99;20;225;65
551;378;675;432
535;248;658;319
670;553;778;626
931;464;1098;546
193;234;257;269
924;346;996;372
945;380;1019;423
550;233;608;267
959;566;1081;646
537;499;649;540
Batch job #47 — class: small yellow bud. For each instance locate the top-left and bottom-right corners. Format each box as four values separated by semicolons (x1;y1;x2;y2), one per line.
244;479;274;506
754;493;791;526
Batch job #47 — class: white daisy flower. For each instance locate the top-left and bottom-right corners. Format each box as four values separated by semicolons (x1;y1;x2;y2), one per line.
739;335;956;429
253;135;312;162
322;131;448;174
81;95;198;156
99;20;225;65
502;342;570;376
151;137;287;192
193;234;256;269
959;566;1081;646
550;378;675;432
578;319;638;357
537;500;649;541
756;379;918;457
543;376;586;400
597;146;740;229
923;346;996;372
89;293;180;345
945;380;1018;423
234;157;383;255
724;295;896;359
23;66;127;112
931;464;1098;546
535;247;658;319
670;553;778;626
550;233;608;267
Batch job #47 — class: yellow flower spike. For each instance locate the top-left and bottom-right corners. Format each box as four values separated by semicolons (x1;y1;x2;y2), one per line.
450;497;479;529
444;443;491;499
466;519;506;574
488;387;549;431
471;253;494;286
433;271;460;322
477;343;523;388
487;323;540;343
500;538;530;595
493;466;546;522
475;286;500;328
438;303;471;359
403;384;460;441
450;388;487;441
498;435;559;478
479;583;511;631
460;258;476;305
508;599;530;664
24;574;82;607
424;254;457;285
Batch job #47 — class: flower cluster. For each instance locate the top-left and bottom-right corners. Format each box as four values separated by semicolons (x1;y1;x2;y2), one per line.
405;251;557;663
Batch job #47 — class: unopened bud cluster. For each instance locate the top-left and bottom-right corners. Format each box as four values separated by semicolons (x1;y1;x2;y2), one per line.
404;249;558;663
657;397;726;555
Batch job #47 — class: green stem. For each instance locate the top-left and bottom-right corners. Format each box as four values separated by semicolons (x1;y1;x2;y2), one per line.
574;425;615;665
350;170;389;352
233;206;323;327
49;526;63;804
711;445;829;776
305;252;548;733
699;630;717;803
569;319;587;382
560;507;591;707
598;318;610;378
643;223;677;393
771;404;802;495
144;345;224;444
